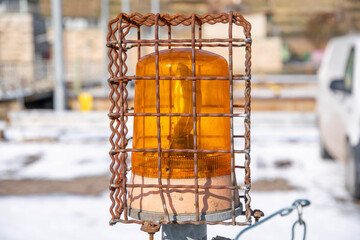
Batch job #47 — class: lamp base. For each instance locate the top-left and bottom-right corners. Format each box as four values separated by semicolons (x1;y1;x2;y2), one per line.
162;224;206;240
128;205;242;222
127;174;241;222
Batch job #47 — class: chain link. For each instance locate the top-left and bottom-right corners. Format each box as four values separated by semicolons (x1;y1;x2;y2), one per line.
233;199;310;240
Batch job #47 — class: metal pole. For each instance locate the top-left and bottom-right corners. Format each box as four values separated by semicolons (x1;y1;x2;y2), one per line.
150;0;160;39
101;0;109;91
122;0;130;13
162;224;207;240
158;1;206;238
51;0;66;110
19;0;28;13
151;0;160;14
153;2;205;237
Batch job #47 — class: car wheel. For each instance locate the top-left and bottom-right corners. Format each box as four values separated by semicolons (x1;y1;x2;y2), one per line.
345;141;360;199
320;140;333;160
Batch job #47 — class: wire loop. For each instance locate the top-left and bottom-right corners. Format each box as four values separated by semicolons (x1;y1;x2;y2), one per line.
291;220;307;240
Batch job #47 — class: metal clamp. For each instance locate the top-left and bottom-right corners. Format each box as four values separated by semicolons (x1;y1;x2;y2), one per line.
141;221;161;240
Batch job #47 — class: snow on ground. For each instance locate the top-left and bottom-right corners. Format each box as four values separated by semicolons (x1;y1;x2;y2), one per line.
0;142;109;180
1;111;360;239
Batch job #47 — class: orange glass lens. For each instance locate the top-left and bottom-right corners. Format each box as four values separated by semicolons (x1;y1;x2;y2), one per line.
132;48;230;179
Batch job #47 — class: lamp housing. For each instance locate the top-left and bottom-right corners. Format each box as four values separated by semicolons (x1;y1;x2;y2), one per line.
107;12;253;229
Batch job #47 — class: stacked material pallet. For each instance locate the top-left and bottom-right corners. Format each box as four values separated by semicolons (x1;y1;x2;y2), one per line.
344;0;360;31
243;0;341;36
63;29;104;62
0;13;34;64
39;0;100;18
203;13;283;73
0;13;35;88
46;28;104;84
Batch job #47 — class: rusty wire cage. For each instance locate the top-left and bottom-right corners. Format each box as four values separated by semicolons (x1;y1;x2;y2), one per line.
107;11;253;230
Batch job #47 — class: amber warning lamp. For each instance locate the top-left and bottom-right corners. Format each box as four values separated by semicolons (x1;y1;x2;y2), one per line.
130;48;237;217
107;12;258;239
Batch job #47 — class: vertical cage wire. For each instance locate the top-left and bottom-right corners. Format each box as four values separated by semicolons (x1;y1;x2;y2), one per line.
107;12;253;227
228;11;236;224
190;13;199;221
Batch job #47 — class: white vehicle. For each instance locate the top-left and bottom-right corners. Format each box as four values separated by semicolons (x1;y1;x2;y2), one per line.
317;34;360;198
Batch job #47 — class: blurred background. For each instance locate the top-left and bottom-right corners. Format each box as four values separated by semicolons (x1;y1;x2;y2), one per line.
1;0;360;239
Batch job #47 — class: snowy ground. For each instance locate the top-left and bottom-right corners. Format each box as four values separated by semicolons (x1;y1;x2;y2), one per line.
0;111;360;240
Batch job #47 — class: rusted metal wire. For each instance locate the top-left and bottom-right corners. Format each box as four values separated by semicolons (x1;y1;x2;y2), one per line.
110;148;249;154
109;112;249;118
108;38;249;44
141;222;161;240
229;11;236;224
191;13;200;222
154;13;171;223
110;218;251;226
108;75;247;82
107;11;254;231
110;183;251;190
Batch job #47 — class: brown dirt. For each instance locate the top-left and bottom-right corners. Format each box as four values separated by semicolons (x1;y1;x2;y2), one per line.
0;176;296;196
0;175;109;196
251;178;297;191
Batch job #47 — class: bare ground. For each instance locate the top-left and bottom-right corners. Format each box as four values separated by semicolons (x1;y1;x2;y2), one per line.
0;176;296;196
251;178;297;191
0;175;109;196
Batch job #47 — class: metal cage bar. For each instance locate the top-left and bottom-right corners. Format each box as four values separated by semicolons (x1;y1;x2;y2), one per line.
154;13;170;222
107;12;253;228
190;13;200;221
229;10;236;224
109;75;248;82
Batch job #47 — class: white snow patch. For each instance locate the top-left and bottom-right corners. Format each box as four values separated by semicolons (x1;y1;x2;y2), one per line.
1;111;360;239
0;142;109;180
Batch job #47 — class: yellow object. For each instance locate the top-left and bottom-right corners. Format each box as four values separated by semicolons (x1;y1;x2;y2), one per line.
78;92;93;111
132;48;230;179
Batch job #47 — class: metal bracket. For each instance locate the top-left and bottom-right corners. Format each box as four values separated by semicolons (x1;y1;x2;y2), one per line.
252;209;264;223
141;221;161;234
141;221;161;240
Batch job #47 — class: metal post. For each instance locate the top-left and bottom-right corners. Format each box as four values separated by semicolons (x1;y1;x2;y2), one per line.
150;0;160;41
16;78;24;109
157;4;206;240
162;224;207;240
122;0;130;13
51;0;66;110
19;0;28;13
151;0;160;14
101;0;109;91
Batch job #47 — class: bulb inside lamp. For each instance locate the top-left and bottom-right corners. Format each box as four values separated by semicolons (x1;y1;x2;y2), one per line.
129;48;240;221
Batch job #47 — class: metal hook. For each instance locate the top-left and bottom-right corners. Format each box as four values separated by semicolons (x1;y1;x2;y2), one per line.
296;202;303;225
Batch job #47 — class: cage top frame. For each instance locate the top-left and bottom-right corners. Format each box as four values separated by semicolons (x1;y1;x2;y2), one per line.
107;11;254;230
106;12;252;54
107;12;251;31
